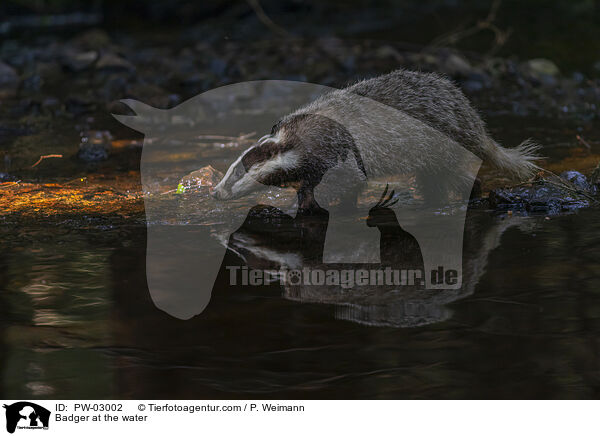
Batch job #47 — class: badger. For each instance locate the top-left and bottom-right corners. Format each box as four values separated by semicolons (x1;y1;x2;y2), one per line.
211;69;540;211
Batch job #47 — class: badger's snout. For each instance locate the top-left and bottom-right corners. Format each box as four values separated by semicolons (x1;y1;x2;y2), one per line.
210;158;245;201
210;185;233;201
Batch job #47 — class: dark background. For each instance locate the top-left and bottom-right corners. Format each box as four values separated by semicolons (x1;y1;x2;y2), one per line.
1;0;599;75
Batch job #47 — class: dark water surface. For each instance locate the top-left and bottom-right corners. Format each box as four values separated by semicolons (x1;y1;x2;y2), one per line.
1;203;599;399
1;104;600;399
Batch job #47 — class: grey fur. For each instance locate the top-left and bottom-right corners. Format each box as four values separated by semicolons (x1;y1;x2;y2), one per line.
214;70;541;206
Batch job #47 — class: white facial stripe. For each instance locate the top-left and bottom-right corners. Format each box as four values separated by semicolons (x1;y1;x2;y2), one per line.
258;131;281;145
215;130;287;198
230;150;299;197
218;145;255;189
231;173;261;196
257;134;271;145
220;131;282;184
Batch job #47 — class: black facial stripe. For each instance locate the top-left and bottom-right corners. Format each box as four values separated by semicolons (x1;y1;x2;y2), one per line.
241;140;288;171
242;147;271;171
271;120;282;134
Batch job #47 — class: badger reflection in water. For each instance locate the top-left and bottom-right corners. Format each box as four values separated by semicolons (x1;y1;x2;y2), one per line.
366;184;424;270
219;180;446;327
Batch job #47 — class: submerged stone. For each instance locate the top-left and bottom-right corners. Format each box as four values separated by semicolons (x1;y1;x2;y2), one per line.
560;170;590;191
489;179;591;215
178;165;224;192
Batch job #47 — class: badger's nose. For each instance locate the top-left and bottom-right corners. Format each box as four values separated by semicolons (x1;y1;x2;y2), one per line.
210;188;221;200
210;186;229;200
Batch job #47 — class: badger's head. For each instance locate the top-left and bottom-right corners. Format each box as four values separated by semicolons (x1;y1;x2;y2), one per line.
211;113;366;200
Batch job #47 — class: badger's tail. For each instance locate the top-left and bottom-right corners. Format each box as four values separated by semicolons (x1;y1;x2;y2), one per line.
486;138;542;180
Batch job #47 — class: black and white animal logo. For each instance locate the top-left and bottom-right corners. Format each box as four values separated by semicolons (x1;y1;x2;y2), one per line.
3;402;50;434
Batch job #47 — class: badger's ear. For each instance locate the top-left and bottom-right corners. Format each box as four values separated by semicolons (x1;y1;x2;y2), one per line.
112;99;162;134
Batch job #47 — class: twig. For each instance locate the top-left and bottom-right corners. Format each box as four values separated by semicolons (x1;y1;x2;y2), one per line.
575;134;592;150
428;0;511;55
195;132;256;141
506;169;599;204
540;168;599;204
246;0;290;38
31;154;63;168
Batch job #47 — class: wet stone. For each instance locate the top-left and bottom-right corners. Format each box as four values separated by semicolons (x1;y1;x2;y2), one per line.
560;170;590;191
443;53;473;77
489;180;591;215
461;71;493;93
62;50;98;72
525;58;560;77
179;165;224;191
0;172;16;182
96;52;134;73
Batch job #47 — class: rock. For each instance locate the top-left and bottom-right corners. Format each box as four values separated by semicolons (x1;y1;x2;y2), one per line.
0;62;20;98
22;74;42;92
96;53;134;72
591;163;600;185
411;53;439;68
98;74;128;102
572;72;585;83
462;80;483;92
78;130;112;162
41;97;60;114
0;172;16;182
179;166;224;192
35;61;62;82
525;58;560;77
443;53;472;77
560;170;590;191
375;45;403;62
180;72;211;93
125;83;178;108
461;72;491;92
489;180;590;215
66;94;96;115
209;58;227;76
62;50;98;72
70;29;111;51
589;163;600;195
485;57;508;77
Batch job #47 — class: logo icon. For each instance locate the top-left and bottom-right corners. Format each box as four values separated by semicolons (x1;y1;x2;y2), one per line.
3;402;50;434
